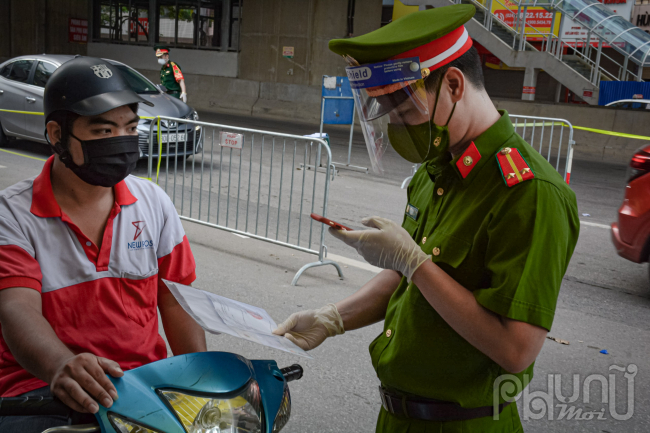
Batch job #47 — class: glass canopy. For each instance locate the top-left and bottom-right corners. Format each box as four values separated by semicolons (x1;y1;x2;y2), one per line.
551;0;650;65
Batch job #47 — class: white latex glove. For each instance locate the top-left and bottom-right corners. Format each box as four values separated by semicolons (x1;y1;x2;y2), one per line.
180;92;187;103
272;304;344;351
329;216;430;281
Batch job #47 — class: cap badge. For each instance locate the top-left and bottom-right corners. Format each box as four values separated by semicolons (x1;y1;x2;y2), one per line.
90;64;113;79
433;137;442;147
342;54;360;67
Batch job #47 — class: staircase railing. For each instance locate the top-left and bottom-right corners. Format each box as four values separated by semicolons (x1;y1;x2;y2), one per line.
544;35;622;83
453;0;633;87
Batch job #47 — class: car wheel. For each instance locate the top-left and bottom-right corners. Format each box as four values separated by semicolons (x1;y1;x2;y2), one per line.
0;122;9;148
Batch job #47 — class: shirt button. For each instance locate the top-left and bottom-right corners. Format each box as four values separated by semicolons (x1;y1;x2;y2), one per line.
386;329;392;338
432;247;441;256
85;241;92;247
422;236;427;244
437;188;444;196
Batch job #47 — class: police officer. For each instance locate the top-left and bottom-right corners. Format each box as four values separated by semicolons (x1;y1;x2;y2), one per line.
155;45;188;103
273;5;579;432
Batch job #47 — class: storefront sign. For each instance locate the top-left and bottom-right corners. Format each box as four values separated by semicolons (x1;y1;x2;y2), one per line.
282;46;294;58
523;86;536;94
130;17;149;37
560;0;633;47
583;89;594;98
69;18;88;44
632;5;650;34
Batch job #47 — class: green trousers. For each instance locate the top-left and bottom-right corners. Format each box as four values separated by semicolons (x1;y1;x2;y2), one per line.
376;401;523;433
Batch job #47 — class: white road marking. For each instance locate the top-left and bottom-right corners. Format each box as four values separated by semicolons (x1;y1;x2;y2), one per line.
327;253;381;274
0;165;5;168
580;220;610;229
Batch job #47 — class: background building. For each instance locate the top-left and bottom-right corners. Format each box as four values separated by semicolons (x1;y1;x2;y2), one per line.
0;0;646;122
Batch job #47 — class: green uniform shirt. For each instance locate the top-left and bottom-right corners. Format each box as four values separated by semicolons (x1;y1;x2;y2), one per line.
371;111;580;432
160;61;183;95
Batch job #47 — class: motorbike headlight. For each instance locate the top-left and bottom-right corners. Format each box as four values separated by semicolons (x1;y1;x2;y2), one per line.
160;380;262;433
272;386;291;433
108;413;160;433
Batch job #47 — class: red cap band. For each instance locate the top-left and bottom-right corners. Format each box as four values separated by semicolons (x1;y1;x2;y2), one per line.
391;26;473;71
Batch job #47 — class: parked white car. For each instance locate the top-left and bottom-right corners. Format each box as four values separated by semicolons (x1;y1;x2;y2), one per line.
605;99;650;110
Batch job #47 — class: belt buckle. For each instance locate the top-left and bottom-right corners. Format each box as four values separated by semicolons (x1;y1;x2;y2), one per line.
378;386;395;413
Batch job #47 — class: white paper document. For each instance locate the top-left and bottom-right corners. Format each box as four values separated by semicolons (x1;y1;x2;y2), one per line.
163;280;311;358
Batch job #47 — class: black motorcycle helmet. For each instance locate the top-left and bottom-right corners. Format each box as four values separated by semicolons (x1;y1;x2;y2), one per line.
44;56;153;124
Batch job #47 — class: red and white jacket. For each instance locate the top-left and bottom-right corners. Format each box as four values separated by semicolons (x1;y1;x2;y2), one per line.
0;156;196;397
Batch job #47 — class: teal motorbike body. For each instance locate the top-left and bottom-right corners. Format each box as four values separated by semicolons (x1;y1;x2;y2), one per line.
95;352;287;433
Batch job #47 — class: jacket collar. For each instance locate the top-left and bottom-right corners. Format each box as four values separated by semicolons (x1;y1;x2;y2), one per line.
30;156;137;218
449;110;515;184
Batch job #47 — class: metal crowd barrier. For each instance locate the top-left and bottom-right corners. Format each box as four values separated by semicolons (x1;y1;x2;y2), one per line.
147;116;344;286
401;114;575;188
509;115;575;185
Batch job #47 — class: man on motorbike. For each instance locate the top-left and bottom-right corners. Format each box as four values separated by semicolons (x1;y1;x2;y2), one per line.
0;57;206;433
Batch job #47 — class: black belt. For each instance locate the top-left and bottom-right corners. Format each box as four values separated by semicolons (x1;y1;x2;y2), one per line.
167;90;180;94
378;386;511;422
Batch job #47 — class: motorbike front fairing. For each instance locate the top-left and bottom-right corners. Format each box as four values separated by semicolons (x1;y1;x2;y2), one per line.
95;352;291;433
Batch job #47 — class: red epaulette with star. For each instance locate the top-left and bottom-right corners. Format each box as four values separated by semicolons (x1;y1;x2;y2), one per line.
496;147;534;187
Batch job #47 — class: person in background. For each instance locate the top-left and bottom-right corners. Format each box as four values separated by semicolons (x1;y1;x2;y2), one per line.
155;45;188;103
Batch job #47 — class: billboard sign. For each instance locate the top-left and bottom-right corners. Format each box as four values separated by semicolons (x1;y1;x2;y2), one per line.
491;0;561;41
560;0;633;47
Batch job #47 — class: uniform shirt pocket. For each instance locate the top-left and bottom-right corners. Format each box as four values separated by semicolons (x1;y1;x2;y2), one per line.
408;232;474;311
120;269;159;327
422;231;471;269
402;215;420;239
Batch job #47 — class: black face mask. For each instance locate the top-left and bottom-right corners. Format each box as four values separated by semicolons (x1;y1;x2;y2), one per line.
53;134;140;187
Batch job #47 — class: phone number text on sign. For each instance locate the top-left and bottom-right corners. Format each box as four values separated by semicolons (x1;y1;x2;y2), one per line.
219;131;244;149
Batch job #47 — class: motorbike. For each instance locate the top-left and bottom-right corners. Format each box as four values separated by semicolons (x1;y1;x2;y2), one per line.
0;352;303;433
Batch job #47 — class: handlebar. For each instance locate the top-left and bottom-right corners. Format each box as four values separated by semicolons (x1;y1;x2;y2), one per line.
280;364;303;382
0;365;305;417
0;396;71;417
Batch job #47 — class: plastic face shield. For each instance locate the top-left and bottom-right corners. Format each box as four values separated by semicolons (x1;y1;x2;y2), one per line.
347;57;431;174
